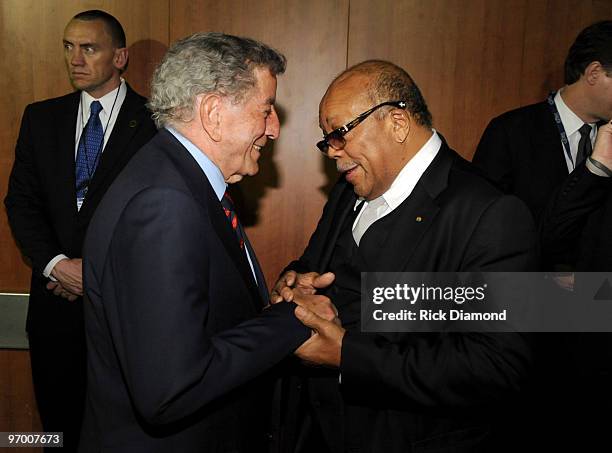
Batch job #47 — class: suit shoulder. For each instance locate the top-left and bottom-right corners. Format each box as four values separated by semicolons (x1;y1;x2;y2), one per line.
23;92;79;115
125;84;149;106
486;101;550;129
443;157;534;232
114;135;179;184
448;154;512;202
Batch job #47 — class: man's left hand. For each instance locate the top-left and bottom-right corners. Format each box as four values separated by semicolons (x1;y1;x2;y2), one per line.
46;281;79;301
270;271;335;303
292;288;340;324
294;305;345;367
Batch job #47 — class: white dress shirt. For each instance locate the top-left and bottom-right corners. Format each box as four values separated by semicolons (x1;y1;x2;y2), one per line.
555;89;597;172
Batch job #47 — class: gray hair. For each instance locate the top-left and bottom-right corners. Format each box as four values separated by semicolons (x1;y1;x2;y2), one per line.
148;32;286;128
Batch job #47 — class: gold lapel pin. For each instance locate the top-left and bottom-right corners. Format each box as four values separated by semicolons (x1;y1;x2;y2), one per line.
129;120;138;128
415;216;423;222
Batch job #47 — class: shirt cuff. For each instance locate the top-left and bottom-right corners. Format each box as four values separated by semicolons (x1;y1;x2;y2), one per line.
43;254;69;281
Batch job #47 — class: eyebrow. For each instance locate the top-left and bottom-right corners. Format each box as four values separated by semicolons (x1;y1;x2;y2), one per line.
63;39;96;47
321;116;339;132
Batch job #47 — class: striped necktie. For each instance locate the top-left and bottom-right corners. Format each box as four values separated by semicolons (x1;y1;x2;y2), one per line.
220;191;269;304
221;191;246;249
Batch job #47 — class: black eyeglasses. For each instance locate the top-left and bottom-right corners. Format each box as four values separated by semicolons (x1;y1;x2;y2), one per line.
316;100;406;153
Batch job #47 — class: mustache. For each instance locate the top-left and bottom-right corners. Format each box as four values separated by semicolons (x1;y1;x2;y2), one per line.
336;161;358;173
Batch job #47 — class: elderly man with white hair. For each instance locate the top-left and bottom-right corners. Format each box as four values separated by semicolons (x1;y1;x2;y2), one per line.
79;32;320;453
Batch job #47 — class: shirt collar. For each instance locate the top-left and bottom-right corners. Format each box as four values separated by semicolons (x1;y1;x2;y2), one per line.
165;127;227;201
81;78;125;122
379;130;442;210
555;89;596;135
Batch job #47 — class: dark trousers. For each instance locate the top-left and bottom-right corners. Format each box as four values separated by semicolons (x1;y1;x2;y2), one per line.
28;328;86;453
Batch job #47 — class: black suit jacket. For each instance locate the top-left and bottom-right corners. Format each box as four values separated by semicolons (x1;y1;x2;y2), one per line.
541;163;612;270
539;156;612;451
80;129;310;453
472;101;569;223
4;84;157;333
284;144;537;453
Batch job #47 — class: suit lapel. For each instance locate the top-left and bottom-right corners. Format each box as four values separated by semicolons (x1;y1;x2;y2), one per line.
82;84;147;212
242;234;269;306
359;144;454;270
55;92;80;219
160;130;263;310
318;184;358;272
534;102;569;182
362;184;440;270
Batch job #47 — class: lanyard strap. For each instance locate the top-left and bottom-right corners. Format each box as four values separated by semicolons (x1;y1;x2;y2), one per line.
546;91;575;170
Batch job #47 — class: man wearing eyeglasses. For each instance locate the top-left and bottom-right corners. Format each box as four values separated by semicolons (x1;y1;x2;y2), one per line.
271;60;537;452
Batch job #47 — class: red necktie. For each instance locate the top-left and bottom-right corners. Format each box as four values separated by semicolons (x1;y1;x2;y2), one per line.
221;191;245;249
220;191;270;304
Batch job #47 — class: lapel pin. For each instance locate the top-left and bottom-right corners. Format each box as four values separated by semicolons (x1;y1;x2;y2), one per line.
415;216;423;222
129;120;138;128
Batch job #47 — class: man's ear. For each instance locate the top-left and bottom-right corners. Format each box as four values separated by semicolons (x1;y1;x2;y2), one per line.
199;94;223;141
389;108;410;143
113;48;128;72
584;61;604;86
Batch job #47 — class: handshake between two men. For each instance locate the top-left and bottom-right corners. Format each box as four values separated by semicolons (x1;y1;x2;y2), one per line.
271;271;344;368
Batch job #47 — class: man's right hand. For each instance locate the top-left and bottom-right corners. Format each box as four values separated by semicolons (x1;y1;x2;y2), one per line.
270;271;335;303
50;258;83;296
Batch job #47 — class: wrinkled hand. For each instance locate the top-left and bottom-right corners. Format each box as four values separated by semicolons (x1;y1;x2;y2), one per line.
592;120;612;170
291;288;340;325
270;271;335;303
50;258;83;296
46;281;78;301
294;305;345;368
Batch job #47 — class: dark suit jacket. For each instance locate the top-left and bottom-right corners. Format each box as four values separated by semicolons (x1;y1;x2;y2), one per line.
541;163;612;270
80;129;310;453
539;159;612;451
472;101;569;223
4;84;157;334
283;144;537;453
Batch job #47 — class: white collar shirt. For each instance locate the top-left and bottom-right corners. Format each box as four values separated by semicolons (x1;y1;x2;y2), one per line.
74;78;127;157
352;130;442;229
554;89;597;172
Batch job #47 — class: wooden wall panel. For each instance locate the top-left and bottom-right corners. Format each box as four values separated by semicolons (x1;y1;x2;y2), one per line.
0;350;41;453
169;0;349;288
347;0;612;160
0;0;170;292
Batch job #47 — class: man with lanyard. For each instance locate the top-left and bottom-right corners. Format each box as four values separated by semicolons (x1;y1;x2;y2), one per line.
472;20;612;224
472;20;612;451
5;10;156;451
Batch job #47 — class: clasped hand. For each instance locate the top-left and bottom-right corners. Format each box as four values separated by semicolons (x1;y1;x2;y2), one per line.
46;258;83;301
271;271;345;367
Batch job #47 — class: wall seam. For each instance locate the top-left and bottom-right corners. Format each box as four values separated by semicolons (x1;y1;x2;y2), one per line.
345;0;351;69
